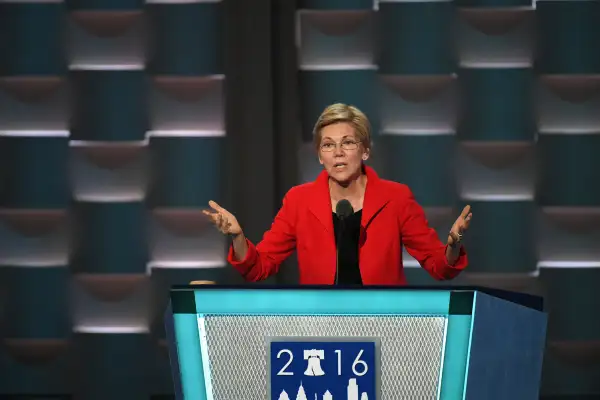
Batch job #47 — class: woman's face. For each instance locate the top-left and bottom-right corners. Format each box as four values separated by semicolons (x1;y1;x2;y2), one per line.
318;122;369;185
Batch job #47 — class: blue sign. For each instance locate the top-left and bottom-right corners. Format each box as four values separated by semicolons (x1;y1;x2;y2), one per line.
270;339;378;400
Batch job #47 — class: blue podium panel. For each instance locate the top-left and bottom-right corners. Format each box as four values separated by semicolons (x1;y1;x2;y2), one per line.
165;286;546;400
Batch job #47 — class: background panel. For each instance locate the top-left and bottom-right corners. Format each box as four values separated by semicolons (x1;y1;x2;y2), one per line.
0;78;69;133
0;210;69;267
146;2;223;76
536;77;600;135
147;136;224;208
71;274;150;334
379;76;457;135
69;70;148;142
70;201;148;275
0;266;72;395
454;0;533;8
0;137;70;210
378;134;457;208
66;0;143;11
70;142;148;203
456;9;534;68
457;67;535;141
378;2;455;75
298;10;376;69
148;76;224;134
299;0;373;11
72;333;151;400
455;200;537;273
457;142;535;201
148;209;227;267
540;267;600;342
535;1;600;74
537;208;600;265
0;3;67;76
0;266;71;339
0;340;72;395
537;134;600;207
67;11;146;70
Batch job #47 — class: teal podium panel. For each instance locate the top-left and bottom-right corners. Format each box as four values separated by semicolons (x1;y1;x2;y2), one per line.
165;286;547;400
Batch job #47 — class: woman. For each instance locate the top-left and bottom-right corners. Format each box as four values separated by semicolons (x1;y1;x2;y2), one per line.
203;103;472;285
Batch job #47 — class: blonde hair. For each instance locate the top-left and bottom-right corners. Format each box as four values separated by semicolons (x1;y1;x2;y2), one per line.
313;103;372;151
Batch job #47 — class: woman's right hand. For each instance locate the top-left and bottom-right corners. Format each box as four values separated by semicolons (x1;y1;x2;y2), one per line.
202;200;242;237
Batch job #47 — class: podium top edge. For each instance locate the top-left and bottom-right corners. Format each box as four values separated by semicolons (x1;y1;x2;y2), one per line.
169;284;544;312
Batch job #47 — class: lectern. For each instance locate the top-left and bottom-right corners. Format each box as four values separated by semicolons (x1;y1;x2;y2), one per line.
165;286;547;400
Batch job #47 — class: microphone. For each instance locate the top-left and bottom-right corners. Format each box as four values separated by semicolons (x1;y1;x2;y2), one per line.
334;200;354;284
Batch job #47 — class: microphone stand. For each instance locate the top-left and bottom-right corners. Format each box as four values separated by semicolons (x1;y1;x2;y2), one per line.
335;219;345;285
334;199;353;285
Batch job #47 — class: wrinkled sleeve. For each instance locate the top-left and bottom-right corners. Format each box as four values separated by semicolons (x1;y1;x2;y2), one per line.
399;187;468;280
227;190;297;282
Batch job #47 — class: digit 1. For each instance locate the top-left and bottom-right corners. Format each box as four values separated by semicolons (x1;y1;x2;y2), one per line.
334;349;342;376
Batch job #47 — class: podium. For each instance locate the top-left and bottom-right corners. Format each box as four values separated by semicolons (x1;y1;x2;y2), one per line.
165;285;547;400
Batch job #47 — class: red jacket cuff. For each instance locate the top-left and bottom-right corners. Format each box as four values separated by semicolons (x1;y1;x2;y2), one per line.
426;245;468;280
226;237;258;274
443;244;468;270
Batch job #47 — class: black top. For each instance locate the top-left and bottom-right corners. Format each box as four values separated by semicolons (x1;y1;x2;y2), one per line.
333;209;363;285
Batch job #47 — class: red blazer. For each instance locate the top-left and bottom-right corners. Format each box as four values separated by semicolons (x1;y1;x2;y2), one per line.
228;166;468;285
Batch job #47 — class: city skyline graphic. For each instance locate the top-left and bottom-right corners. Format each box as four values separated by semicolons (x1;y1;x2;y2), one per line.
277;378;369;400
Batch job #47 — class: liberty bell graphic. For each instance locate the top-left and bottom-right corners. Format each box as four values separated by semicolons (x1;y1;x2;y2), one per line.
303;349;325;376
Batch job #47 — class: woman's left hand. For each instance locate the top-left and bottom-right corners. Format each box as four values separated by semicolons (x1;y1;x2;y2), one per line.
448;205;472;246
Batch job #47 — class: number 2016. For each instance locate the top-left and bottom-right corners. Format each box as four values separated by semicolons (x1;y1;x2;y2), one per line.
276;349;369;377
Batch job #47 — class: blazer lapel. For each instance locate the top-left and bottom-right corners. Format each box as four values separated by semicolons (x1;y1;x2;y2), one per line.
308;169;334;234
361;166;391;229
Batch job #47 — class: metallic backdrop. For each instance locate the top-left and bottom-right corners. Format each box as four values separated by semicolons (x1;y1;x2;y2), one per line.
0;0;599;398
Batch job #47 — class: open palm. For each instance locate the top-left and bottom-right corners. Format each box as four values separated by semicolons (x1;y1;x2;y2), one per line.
449;205;472;243
202;200;242;236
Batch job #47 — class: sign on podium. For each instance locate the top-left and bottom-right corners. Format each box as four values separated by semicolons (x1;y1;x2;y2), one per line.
270;338;377;399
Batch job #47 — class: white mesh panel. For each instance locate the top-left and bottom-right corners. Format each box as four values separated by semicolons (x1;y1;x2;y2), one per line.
202;315;447;399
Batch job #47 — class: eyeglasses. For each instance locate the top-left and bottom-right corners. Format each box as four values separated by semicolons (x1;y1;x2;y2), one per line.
320;139;360;152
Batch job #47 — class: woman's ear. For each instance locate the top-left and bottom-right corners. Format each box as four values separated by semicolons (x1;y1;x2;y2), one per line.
362;149;370;161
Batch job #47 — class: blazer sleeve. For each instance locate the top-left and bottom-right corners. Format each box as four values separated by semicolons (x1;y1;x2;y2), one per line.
226;189;297;281
399;187;468;280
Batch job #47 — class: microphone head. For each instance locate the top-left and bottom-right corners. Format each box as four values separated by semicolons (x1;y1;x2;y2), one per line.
336;199;354;220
